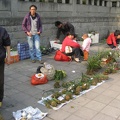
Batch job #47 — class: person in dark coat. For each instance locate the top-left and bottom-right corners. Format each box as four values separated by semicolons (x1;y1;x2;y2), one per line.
55;21;75;43
0;26;11;107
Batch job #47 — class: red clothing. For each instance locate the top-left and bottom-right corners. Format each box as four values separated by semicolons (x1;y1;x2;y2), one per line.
106;33;117;47
61;36;80;52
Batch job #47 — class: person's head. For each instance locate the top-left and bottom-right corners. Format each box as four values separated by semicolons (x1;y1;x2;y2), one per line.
82;34;88;40
67;32;75;39
55;21;62;28
29;5;37;16
114;30;120;39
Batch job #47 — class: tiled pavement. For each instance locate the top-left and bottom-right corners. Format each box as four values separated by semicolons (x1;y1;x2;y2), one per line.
1;43;120;120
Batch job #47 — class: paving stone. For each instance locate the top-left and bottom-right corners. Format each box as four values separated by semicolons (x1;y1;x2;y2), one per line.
84;100;106;111
61;101;79;113
82;91;99;100
93;94;114;104
74;107;98;119
109;99;120;109
65;114;86;120
48;109;71;120
101;105;120;118
102;89;120;98
92;113;116;120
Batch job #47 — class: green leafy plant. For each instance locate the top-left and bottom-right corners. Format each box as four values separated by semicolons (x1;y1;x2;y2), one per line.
54;70;66;81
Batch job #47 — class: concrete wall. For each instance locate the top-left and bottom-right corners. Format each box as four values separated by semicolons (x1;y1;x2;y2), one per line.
0;0;120;47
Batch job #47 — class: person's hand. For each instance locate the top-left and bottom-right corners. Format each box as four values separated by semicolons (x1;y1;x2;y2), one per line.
6;55;11;65
27;32;32;37
37;31;41;35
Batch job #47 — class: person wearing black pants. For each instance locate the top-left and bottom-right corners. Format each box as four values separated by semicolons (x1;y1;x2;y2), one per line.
0;26;11;107
65;47;83;61
0;61;5;105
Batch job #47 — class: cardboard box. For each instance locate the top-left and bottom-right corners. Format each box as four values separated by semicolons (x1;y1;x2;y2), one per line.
5;51;19;64
88;33;99;44
50;41;62;50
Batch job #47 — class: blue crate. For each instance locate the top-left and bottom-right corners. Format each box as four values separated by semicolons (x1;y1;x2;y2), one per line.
17;42;30;60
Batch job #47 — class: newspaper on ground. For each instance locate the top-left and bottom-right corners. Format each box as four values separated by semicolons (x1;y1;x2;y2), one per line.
13;106;48;120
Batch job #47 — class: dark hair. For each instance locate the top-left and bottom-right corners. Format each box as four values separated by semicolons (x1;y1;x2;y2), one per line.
114;30;120;36
55;21;62;27
73;34;77;38
29;5;37;10
66;32;75;36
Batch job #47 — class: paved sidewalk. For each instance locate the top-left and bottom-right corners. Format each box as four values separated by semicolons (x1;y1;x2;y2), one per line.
1;43;120;120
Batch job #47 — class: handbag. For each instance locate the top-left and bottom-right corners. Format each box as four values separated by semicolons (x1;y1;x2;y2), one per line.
65;46;72;54
54;50;71;61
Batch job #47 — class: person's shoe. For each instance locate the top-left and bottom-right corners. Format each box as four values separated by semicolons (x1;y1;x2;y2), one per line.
0;102;2;107
39;60;44;64
32;60;36;63
74;58;80;63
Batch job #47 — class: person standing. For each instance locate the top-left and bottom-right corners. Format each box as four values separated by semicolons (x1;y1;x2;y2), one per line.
22;5;44;63
55;21;75;43
0;26;11;107
82;34;91;61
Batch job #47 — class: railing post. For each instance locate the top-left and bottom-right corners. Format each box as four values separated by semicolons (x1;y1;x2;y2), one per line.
102;0;105;6
62;0;65;3
86;0;89;5
54;0;57;3
45;0;49;2
117;1;120;7
69;0;73;4
92;0;94;5
97;0;99;6
80;0;82;4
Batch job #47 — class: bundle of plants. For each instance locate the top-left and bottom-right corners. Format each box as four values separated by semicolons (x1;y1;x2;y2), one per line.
54;70;67;81
92;73;109;83
53;70;67;88
103;64;117;75
86;50;119;75
86;56;101;75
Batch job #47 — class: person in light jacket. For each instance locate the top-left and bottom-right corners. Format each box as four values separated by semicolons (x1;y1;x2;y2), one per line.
82;34;91;61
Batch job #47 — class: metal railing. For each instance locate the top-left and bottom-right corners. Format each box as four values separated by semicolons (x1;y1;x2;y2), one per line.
18;0;120;7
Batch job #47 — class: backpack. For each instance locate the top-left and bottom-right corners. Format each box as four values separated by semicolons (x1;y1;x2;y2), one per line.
54;50;71;61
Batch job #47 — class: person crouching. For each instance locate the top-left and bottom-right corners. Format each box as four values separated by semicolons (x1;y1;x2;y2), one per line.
61;32;83;62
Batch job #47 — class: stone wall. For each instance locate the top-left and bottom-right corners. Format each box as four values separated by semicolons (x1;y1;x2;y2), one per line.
1;0;120;47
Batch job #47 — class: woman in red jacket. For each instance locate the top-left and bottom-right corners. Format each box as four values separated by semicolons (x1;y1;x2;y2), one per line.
106;30;120;49
61;33;83;62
